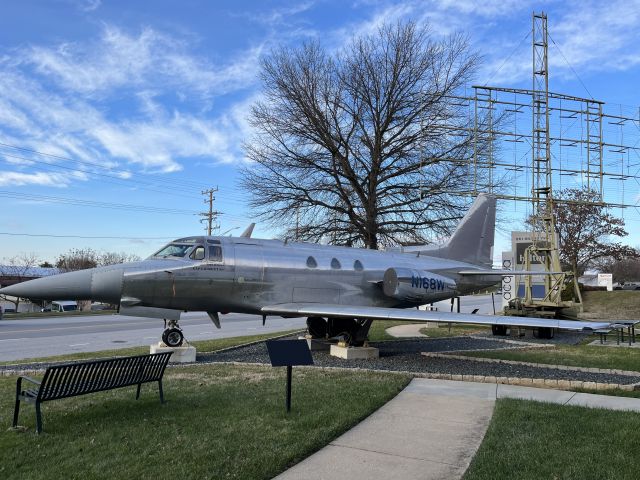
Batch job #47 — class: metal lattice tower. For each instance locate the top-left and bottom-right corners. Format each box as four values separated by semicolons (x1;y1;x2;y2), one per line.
523;12;570;307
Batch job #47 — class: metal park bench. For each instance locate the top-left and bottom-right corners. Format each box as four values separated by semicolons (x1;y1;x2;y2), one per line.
13;352;172;433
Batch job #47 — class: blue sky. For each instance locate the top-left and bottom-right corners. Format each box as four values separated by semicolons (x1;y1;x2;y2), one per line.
0;0;639;263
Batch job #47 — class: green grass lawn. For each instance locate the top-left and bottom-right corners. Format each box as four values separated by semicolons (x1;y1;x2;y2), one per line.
0;330;303;366
420;323;491;338
464;398;640;480
1;363;410;480
460;343;640;372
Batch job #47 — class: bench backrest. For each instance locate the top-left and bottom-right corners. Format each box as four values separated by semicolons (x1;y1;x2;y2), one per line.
38;352;173;402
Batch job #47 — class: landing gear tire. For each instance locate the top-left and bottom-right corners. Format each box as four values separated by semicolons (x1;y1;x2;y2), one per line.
162;327;184;347
307;316;328;338
534;327;554;339
491;325;508;336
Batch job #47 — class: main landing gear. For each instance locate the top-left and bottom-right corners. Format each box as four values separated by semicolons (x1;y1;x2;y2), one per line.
306;316;373;346
162;319;184;347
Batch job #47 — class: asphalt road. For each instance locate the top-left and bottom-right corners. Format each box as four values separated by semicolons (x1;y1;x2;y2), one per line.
0;294;499;362
0;312;307;362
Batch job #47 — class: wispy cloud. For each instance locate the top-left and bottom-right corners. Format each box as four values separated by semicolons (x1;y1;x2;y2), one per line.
0;24;258;176
0;171;75;187
27;25;261;98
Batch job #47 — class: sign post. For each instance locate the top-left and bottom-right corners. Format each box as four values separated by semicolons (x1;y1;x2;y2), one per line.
266;339;314;413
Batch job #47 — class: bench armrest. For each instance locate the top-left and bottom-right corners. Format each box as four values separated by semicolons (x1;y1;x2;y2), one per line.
19;376;41;386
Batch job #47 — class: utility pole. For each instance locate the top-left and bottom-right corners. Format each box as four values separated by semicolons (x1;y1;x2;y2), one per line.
199;187;221;235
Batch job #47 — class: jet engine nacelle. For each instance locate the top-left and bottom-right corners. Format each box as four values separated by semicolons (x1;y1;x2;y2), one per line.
382;268;456;303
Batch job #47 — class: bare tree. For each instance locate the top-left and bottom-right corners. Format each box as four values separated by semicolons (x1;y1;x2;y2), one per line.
241;22;485;249
99;252;141;266
56;248;141;272
0;253;40;311
56;248;99;272
554;188;638;276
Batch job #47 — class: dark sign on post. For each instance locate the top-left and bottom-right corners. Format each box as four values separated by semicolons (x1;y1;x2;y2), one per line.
266;339;314;413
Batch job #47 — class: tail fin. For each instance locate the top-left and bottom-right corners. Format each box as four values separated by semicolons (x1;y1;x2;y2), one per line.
404;194;496;267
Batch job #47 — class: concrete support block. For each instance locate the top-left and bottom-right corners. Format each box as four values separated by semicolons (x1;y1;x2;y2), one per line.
300;337;331;351
150;343;196;363
329;345;379;360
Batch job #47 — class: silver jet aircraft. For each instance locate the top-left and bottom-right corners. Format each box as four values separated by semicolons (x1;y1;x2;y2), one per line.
0;195;609;347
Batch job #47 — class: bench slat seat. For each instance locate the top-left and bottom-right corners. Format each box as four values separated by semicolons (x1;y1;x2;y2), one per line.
13;352;172;433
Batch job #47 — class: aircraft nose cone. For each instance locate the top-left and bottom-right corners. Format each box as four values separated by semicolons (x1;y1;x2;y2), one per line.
0;269;94;301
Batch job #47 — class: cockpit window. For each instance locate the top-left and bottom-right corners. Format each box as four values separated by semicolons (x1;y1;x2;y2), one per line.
153;244;193;258
190;246;206;261
209;245;223;262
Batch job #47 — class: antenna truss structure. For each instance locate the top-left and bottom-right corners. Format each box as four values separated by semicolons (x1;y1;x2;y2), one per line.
421;11;640;311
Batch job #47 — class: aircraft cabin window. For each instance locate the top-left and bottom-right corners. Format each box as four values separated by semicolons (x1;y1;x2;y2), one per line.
190;246;206;261
209;246;223;262
153;243;193;258
306;256;318;268
331;258;341;269
354;260;364;271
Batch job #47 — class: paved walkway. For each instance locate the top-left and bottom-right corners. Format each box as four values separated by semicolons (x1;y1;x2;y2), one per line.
274;378;640;480
385;323;429;338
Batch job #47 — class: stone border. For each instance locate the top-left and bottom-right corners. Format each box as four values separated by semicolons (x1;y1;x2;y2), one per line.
467;335;556;348
197;360;640;392
421;351;640;377
421;352;640;391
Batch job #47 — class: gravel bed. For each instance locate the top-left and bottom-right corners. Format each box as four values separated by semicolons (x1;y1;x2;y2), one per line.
471;330;589;345
199;337;640;386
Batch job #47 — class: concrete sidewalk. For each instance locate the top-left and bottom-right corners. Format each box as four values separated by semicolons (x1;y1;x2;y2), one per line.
274;378;640;480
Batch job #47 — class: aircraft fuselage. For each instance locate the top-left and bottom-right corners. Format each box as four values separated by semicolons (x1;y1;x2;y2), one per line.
64;236;497;315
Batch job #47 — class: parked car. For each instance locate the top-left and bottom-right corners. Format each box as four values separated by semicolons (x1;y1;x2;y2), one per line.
50;301;78;312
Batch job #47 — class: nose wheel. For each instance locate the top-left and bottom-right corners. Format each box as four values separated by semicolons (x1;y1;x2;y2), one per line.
162;319;184;347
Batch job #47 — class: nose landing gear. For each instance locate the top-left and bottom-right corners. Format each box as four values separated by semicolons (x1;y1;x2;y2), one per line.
162;319;184;347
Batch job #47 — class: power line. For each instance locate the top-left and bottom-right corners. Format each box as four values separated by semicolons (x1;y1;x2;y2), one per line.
0;190;199;215
0;232;175;240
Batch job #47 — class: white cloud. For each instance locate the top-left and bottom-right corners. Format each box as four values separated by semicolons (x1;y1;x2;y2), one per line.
0;171;73;187
27;25;261;98
0;24;256;178
550;0;640;73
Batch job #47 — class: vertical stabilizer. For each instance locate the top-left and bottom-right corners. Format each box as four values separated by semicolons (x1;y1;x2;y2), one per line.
404;194;496;266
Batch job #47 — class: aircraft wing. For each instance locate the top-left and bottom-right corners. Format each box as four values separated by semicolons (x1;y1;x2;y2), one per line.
261;303;611;331
457;270;564;276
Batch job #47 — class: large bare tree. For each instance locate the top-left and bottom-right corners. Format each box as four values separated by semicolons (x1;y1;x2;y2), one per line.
241;22;484;249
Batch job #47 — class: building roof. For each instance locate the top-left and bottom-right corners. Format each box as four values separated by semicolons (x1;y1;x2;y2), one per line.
0;265;60;278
